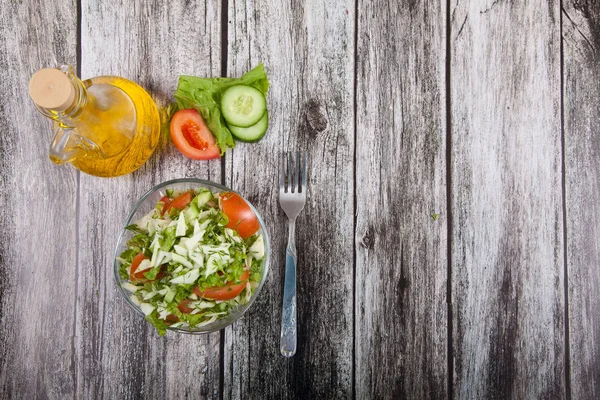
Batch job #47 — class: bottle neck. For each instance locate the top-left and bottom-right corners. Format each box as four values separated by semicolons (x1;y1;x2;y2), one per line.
32;65;89;127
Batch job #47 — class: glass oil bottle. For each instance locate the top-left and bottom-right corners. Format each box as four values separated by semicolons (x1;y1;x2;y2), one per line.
29;65;161;177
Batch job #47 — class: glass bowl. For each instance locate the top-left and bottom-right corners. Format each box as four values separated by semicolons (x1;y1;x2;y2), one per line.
113;178;270;334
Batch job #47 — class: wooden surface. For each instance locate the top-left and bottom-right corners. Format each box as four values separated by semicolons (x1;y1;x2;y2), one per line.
224;0;354;398
0;0;79;398
355;0;447;398
2;0;600;399
563;1;600;399
450;1;565;399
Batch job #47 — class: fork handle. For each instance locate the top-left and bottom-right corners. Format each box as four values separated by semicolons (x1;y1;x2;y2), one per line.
280;219;297;357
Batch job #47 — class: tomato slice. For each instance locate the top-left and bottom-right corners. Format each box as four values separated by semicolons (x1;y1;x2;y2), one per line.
159;195;171;216
164;298;201;324
164;314;179;324
170;109;220;160
165;191;193;214
193;270;249;301
220;192;260;239
130;253;149;282
129;253;164;283
177;299;194;314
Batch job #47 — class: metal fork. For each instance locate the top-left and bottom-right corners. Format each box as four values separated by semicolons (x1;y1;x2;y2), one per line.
279;151;307;357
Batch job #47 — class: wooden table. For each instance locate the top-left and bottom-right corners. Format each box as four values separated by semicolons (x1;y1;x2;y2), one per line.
1;0;599;398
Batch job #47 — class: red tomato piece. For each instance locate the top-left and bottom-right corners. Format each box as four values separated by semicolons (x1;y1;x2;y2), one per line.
164;314;179;324
170;109;220;160
165;191;193;214
159;195;171;216
177;299;194;314
129;253;164;283
193;270;249;301
130;253;149;283
220;192;260;239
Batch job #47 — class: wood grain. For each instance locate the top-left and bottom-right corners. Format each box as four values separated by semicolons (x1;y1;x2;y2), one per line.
0;0;79;398
563;1;600;398
76;0;222;398
224;0;355;398
354;0;448;398
450;1;565;398
4;0;600;397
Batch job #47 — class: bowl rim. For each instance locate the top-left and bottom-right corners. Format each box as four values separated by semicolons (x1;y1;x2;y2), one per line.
113;178;270;335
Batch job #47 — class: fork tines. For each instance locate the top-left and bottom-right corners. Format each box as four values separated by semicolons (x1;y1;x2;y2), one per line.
280;151;307;194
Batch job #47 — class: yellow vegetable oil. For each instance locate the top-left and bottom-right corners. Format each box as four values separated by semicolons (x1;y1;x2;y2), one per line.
29;65;160;177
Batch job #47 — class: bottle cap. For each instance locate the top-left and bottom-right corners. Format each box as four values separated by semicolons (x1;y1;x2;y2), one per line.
29;68;75;111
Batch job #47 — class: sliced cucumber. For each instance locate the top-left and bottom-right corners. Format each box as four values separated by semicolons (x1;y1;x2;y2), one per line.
221;85;267;127
194;189;213;207
228;111;268;143
184;201;200;221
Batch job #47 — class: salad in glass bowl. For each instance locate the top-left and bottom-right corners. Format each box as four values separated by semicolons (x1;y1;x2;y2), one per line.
114;179;269;335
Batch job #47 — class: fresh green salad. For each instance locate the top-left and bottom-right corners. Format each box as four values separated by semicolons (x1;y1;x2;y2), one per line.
117;187;265;335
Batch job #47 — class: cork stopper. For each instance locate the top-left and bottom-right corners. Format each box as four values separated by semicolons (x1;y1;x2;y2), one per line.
29;68;75;111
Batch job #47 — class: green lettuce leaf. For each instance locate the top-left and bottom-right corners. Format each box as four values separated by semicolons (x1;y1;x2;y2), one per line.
145;312;169;336
161;226;177;251
171;64;270;154
143;265;162;280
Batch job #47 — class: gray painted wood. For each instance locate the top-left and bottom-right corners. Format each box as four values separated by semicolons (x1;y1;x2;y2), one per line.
563;1;600;398
224;0;355;398
6;0;600;398
354;0;448;398
0;1;79;398
450;1;565;398
75;0;222;398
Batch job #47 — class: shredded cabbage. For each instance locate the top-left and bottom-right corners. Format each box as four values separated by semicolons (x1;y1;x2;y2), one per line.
118;188;265;336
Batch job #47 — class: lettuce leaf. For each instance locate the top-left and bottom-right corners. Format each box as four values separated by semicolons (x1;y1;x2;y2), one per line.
171;64;270;154
145;312;169;336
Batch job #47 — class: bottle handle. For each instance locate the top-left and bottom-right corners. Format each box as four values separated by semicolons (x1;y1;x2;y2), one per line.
49;124;101;165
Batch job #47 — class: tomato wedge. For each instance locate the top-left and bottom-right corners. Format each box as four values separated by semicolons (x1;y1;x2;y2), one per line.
129;253;164;283
165;314;179;324
130;253;149;282
220;192;260;239
177;299;194;314
165;191;193;214
159;195;171;216
193;270;249;301
164;299;196;324
170;109;220;160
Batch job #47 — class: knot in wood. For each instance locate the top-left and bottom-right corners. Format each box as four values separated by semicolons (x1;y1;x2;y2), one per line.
305;99;328;133
360;228;374;249
397;275;409;298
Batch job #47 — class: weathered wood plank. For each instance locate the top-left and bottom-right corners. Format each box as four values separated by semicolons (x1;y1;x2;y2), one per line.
563;1;600;398
0;0;79;398
76;1;222;398
451;1;565;398
224;0;355;398
355;0;448;398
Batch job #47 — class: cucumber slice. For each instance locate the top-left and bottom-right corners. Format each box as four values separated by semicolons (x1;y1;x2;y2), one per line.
194;189;213;207
221;85;267;127
228;111;268;143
